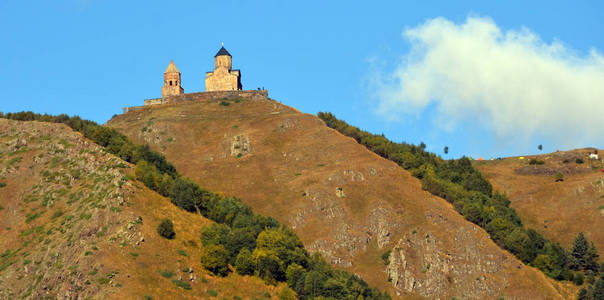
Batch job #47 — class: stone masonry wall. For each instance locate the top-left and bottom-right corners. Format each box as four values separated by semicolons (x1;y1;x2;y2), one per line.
122;90;268;113
205;68;240;91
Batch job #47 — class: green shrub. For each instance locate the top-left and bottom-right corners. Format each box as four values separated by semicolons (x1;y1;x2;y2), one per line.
219;101;230;106
201;244;229;276
573;272;584;285
278;286;296;300
207;289;218;296
529;159;545;165
555;173;564;182
381;250;391;265
159;270;173;278
235;248;254;275
171;279;192;290
576;158;584;164
157;219;175;239
0;182;6;188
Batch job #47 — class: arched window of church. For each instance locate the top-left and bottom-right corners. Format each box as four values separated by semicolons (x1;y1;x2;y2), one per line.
170;81;172;86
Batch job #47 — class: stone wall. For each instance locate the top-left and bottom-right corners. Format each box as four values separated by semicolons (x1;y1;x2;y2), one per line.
205;68;241;91
123;90;269;113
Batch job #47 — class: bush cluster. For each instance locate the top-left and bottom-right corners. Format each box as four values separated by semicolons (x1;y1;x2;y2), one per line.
2;111;390;300
318;112;601;283
157;219;175;239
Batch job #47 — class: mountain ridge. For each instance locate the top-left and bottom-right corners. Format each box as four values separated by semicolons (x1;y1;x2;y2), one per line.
107;97;574;299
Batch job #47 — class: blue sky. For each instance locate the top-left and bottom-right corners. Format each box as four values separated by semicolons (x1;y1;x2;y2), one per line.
1;1;603;158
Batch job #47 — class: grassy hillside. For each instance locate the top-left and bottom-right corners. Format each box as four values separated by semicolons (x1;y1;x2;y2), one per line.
474;149;604;251
0;118;285;299
107;97;575;299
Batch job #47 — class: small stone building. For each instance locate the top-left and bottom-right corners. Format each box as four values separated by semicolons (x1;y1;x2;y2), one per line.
205;46;242;91
162;61;184;98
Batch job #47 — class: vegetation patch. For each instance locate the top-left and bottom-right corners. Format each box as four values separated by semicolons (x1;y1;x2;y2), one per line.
159;270;173;278
1;111;391;300
318;112;600;284
6;156;22;167
171;279;192;290
157;219;175;239
381;250;391;265
25;211;45;223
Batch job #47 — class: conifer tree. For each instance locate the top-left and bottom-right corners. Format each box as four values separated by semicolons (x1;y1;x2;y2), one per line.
585;242;600;272
593;277;604;300
573;232;589;270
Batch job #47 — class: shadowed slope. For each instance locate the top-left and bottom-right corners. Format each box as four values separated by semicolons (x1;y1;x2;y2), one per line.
108;98;574;299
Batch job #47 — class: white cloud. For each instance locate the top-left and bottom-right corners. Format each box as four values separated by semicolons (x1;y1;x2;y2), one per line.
373;16;604;149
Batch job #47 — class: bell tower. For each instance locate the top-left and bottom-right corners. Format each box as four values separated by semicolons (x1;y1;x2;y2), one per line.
162;60;184;98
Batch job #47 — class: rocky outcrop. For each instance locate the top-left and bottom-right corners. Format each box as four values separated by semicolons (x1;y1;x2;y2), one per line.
386;227;509;299
107;98;569;299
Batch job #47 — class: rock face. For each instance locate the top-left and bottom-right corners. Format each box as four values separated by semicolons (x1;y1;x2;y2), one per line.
108;98;571;299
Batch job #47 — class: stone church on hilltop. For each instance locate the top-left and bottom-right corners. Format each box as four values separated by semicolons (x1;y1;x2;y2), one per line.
161;45;242;98
123;45;267;113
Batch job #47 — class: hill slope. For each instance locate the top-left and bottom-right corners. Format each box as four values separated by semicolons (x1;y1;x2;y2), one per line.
108;97;573;299
474;149;604;250
0;118;280;299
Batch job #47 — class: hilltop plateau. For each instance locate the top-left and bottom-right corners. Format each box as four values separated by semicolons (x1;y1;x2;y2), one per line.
474;149;604;250
0;118;282;299
108;97;574;299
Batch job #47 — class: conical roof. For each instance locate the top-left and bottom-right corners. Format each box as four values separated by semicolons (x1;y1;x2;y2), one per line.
164;61;180;73
215;46;231;57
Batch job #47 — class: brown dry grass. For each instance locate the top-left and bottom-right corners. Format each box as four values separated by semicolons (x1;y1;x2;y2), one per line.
107;98;576;299
0;118;279;299
474;149;604;249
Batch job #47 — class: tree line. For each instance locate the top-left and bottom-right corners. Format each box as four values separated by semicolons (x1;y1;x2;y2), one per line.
317;112;602;288
1;111;390;300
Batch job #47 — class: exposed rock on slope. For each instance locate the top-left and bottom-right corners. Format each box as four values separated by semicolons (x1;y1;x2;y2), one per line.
108;98;573;299
0;119;279;299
